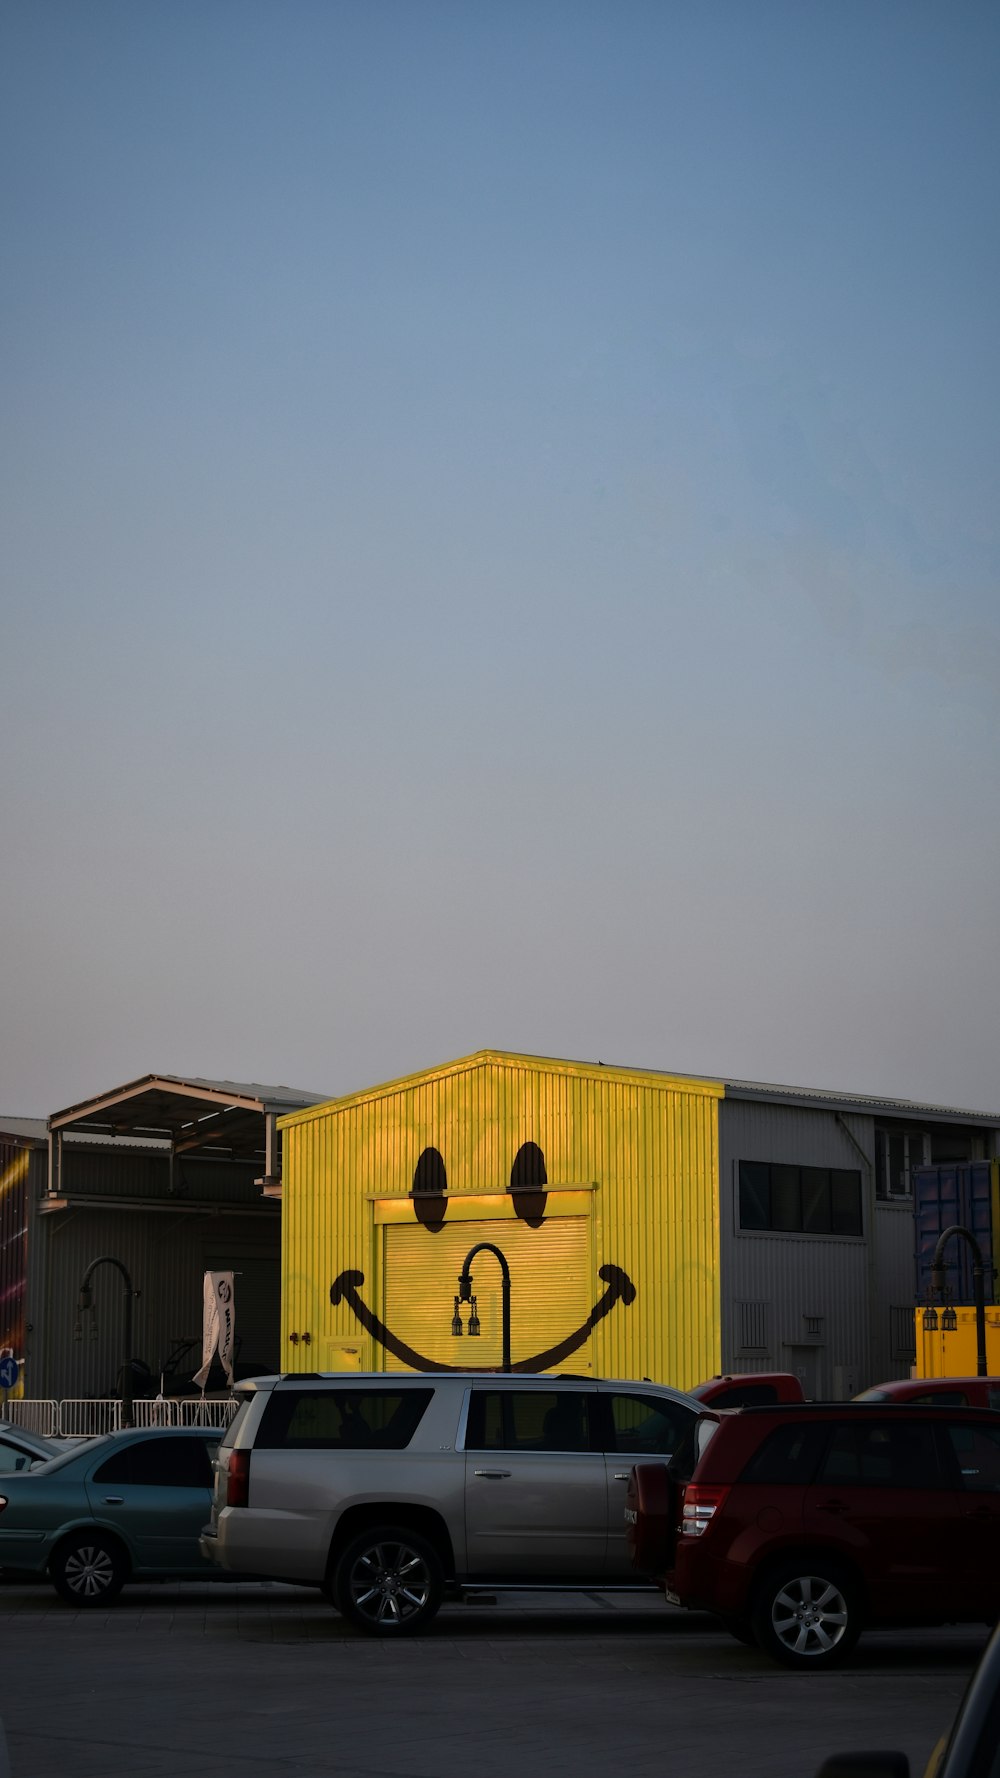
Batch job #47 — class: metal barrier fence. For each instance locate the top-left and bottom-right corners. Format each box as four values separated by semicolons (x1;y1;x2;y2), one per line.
2;1398;59;1437
179;1397;240;1428
4;1398;239;1438
58;1399;122;1437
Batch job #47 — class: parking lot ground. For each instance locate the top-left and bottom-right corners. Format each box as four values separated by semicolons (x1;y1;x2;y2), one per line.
0;1580;988;1778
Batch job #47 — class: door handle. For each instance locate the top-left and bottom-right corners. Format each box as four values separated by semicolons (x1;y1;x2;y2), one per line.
103;1496;124;1505
613;1473;632;1481
963;1506;994;1520
473;1470;511;1479
816;1498;847;1514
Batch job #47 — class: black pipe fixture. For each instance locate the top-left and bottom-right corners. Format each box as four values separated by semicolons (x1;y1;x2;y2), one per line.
451;1242;511;1371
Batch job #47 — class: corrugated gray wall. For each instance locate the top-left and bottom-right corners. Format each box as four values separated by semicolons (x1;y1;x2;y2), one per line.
718;1100;913;1395
24;1147;280;1399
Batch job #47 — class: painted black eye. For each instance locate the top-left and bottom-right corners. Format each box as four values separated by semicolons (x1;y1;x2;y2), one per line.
509;1143;547;1226
411;1147;448;1231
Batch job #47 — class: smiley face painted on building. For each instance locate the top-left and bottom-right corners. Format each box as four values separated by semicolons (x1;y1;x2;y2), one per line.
329;1142;637;1371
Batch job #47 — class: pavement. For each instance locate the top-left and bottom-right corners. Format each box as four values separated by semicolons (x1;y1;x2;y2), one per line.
0;1579;988;1778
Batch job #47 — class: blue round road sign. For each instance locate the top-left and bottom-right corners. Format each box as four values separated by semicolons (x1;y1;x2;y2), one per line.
0;1357;19;1391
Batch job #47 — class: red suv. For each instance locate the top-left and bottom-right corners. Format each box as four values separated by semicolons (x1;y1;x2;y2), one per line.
628;1404;1000;1669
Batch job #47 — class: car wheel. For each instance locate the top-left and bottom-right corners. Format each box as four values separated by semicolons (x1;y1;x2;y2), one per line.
333;1525;443;1636
50;1533;128;1607
751;1558;861;1670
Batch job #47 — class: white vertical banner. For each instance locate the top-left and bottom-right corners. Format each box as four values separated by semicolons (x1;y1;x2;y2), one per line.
192;1271;236;1390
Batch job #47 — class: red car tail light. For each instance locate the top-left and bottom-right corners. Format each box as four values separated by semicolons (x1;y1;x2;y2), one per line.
680;1484;729;1537
226;1449;250;1509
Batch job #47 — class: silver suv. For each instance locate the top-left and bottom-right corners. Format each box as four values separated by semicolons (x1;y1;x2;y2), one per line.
201;1371;699;1634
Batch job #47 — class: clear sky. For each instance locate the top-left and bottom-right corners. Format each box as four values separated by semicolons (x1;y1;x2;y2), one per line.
2;1;998;1116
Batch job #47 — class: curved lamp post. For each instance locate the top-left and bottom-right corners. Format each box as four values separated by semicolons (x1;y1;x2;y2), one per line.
451;1242;511;1372
924;1225;993;1378
74;1255;138;1427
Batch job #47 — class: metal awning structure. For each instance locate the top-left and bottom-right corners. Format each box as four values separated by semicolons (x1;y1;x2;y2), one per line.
46;1073;328;1202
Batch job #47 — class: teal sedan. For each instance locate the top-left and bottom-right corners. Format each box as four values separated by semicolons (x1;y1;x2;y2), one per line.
0;1427;221;1605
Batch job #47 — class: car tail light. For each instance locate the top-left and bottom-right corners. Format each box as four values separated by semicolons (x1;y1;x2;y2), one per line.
226;1449;250;1509
0;1496;6;1514
680;1484;729;1537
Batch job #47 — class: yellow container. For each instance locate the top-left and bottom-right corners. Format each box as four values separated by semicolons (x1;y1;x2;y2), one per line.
914;1304;1000;1378
279;1050;722;1390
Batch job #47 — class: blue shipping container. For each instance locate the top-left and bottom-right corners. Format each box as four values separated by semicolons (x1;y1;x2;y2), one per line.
913;1164;996;1303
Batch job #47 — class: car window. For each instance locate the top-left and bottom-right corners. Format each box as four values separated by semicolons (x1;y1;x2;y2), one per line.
988;1386;1000;1412
944;1421;1000;1493
707;1383;780;1408
467;1390;596;1453
257;1389;433;1450
740;1420;828;1485
0;1441;32;1475
94;1437;216;1488
818;1419;942;1488
605;1392;691;1455
911;1389;969;1406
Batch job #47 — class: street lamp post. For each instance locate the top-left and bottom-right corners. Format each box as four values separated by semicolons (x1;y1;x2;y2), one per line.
927;1225;993;1378
451;1242;512;1372
74;1255;139;1427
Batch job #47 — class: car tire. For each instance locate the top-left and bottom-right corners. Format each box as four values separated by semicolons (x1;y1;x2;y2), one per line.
751;1557;861;1670
50;1533;128;1607
332;1525;443;1636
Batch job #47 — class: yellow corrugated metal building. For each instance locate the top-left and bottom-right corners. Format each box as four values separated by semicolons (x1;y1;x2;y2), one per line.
279;1050;722;1390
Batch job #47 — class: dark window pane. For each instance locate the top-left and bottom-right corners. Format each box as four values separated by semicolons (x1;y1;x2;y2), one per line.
95;1436;216;1488
801;1168;832;1234
820;1420;940;1488
471;1391;595;1452
988;1387;1000;1412
94;1450;132;1485
912;1390;968;1406
888;1134;905;1196
607;1393;690;1455
711;1383;780;1407
466;1391;504;1450
771;1165;801;1232
740;1421;827;1485
739;1162;769;1230
945;1422;1000;1492
258;1389;432;1450
830;1170;863;1236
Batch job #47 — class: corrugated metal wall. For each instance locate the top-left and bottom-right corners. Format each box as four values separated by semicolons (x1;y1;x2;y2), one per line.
0;1140;32;1393
280;1053;722;1389
873;1201;919;1382
30;1206;281;1399
718;1100;912;1393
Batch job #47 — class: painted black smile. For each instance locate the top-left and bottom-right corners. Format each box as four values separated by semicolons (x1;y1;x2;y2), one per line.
329;1263;636;1373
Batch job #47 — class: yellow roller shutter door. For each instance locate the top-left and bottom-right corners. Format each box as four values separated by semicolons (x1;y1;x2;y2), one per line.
382;1216;593;1374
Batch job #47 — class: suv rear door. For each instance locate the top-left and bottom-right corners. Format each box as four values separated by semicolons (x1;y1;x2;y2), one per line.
939;1415;1000;1619
801;1415;958;1620
463;1385;606;1577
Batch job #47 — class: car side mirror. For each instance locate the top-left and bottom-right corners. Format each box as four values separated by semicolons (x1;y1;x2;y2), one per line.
815;1757;909;1778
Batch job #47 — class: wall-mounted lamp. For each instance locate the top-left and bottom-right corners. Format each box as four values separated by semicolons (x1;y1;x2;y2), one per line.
922;1307;938;1332
941;1305;958;1333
